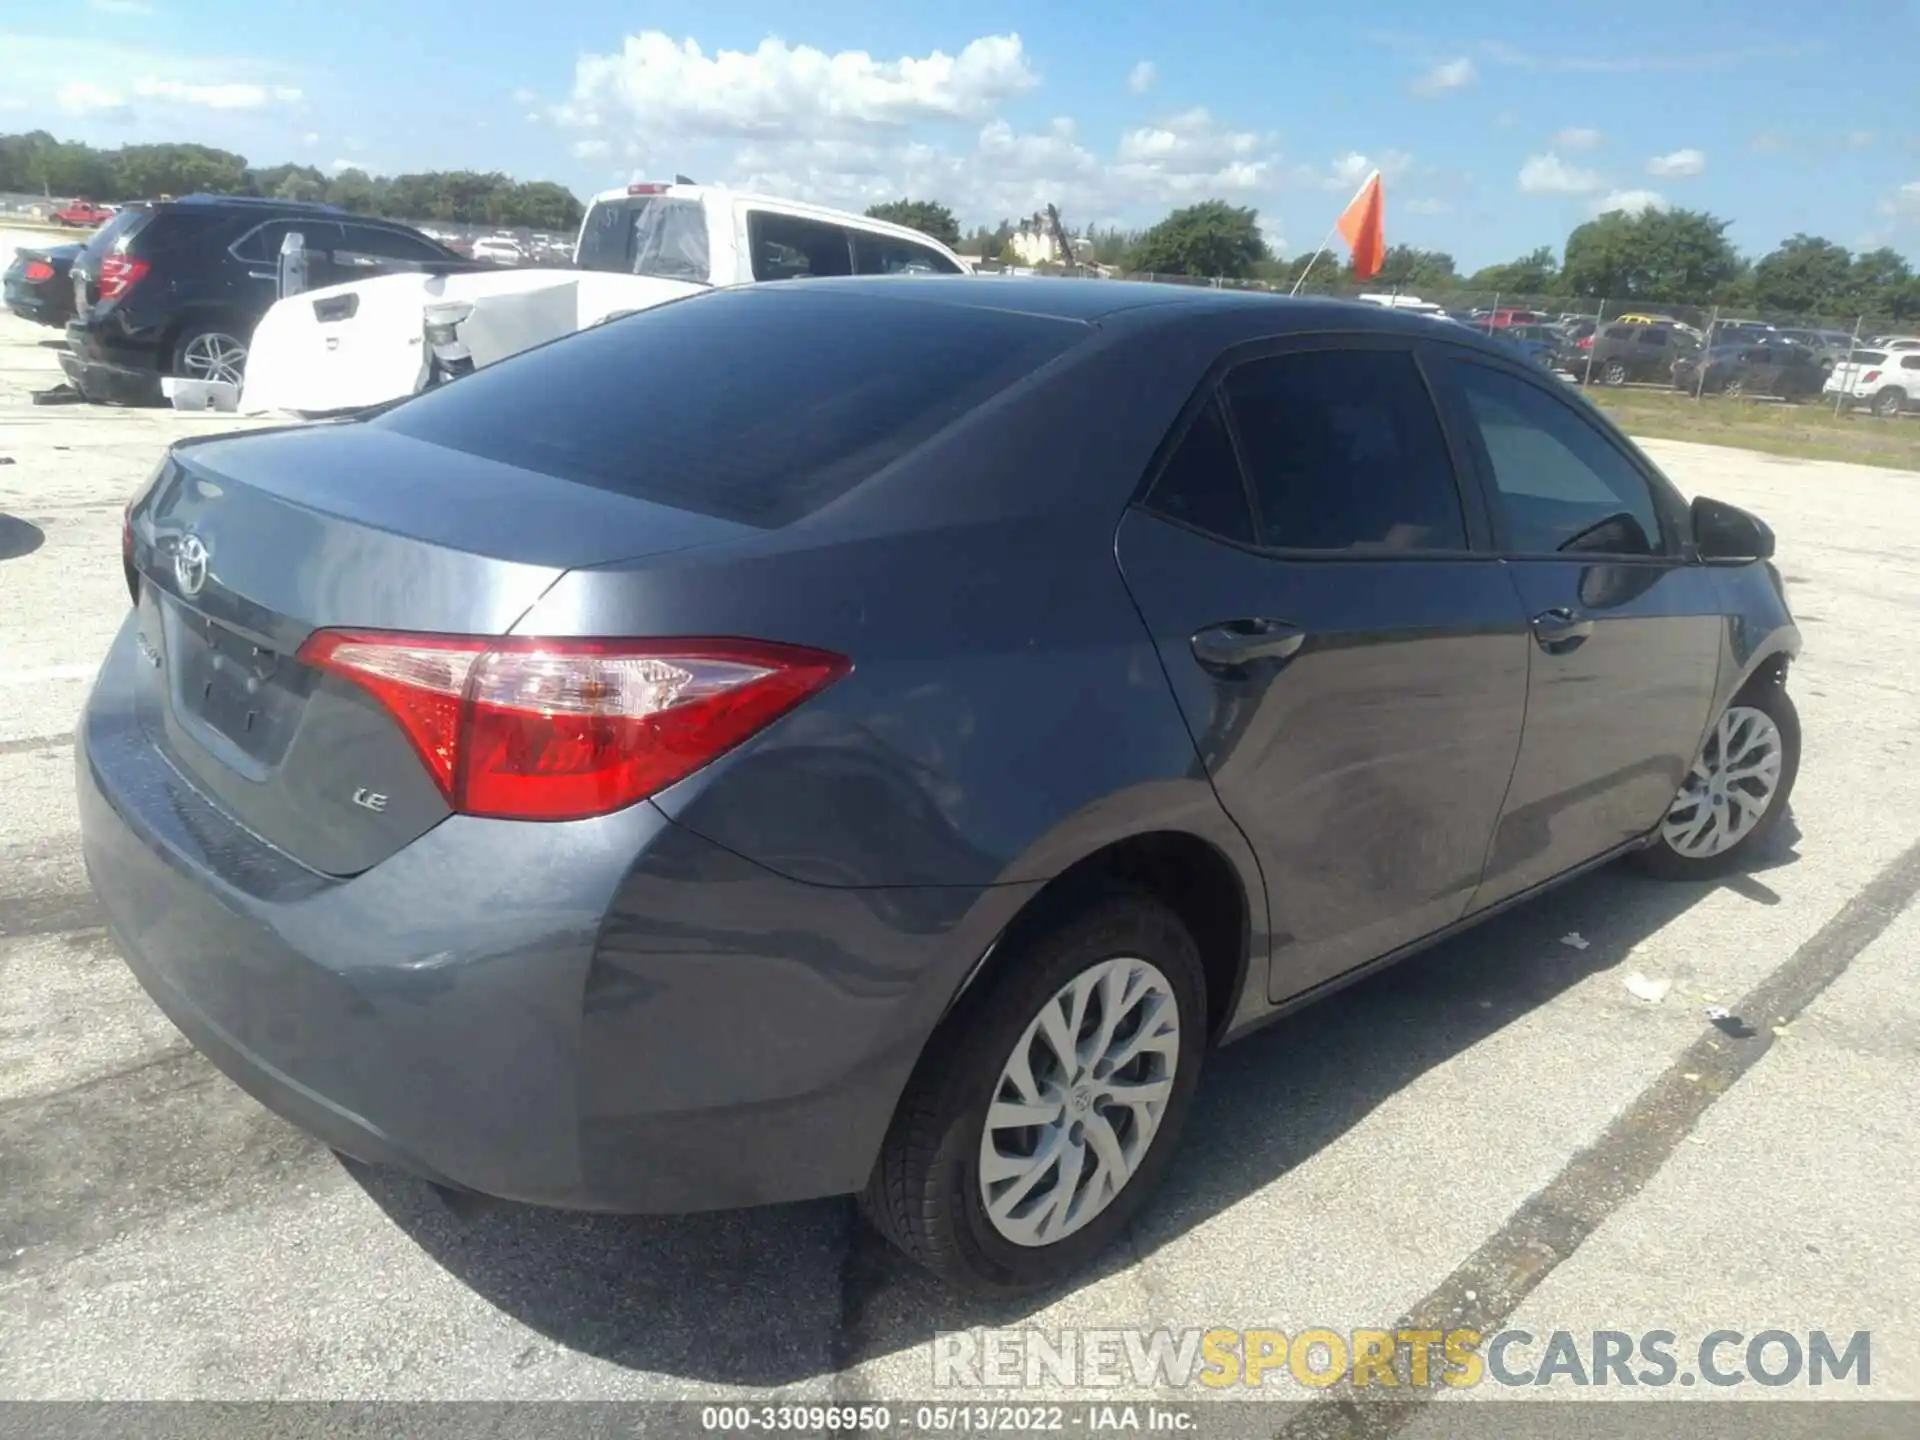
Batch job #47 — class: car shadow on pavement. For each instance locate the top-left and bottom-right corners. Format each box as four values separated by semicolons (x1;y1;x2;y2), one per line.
350;822;1800;1386
0;514;47;562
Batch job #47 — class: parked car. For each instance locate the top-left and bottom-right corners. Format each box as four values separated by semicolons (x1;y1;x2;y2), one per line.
52;198;115;228
59;194;466;404
1671;341;1828;399
1493;322;1566;369
1868;335;1920;352
1774;329;1857;366
4;241;83;326
1824;349;1920;416
85;280;1800;1291
1585;321;1699;385
240;181;973;414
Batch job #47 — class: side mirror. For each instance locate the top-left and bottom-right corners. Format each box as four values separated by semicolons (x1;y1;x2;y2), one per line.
1692;496;1774;562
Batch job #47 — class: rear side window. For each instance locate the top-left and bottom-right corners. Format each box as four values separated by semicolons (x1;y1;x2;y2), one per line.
1223;349;1468;552
1853;351;1888;365
1903;356;1920;371
373;287;1085;527
1142;399;1255;545
750;212;853;280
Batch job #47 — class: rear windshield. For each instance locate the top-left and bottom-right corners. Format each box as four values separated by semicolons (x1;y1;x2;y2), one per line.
574;196;710;283
373;286;1087;527
82;206;152;258
1850;351;1888;365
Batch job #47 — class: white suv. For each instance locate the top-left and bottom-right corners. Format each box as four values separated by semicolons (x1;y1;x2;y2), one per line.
1825;348;1920;417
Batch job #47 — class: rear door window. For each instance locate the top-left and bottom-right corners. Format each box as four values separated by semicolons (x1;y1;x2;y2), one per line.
749;212;854;280
231;220;343;265
373;286;1086;527
1223;347;1469;552
851;231;963;275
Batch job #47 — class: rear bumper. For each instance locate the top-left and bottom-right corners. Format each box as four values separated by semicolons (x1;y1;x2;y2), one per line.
61;322;163;404
77;618;1021;1212
4;283;70;327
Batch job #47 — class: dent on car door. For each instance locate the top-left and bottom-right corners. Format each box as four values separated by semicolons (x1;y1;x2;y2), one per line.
1113;340;1531;1006
1439;358;1723;908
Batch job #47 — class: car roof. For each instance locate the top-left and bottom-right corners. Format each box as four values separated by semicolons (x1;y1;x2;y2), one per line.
734;275;1544;355
584;183;972;263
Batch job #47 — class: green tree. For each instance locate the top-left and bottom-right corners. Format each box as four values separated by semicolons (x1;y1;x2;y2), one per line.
322;167;381;214
1850;247;1913;315
1468;245;1559;296
1128;200;1270;279
863;198;962;249
1373;244;1457;291
1748;234;1854;316
1560;207;1741;304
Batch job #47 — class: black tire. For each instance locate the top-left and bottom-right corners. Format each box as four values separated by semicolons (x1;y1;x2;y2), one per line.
169;319;250;384
862;893;1208;1293
1633;678;1800;880
1874;387;1906;419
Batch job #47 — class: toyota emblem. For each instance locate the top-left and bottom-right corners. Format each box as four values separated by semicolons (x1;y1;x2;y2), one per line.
174;533;210;597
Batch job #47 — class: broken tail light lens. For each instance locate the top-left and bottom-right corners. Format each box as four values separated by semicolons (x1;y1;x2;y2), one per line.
97;255;149;301
296;632;851;821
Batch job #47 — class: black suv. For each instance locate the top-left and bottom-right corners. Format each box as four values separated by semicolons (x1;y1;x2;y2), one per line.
61;194;466;404
1583;321;1700;386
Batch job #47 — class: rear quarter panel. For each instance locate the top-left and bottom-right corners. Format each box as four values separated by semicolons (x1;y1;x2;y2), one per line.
510;314;1271;1002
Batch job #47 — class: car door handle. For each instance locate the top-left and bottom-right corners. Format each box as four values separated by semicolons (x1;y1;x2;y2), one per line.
1190;619;1306;674
1531;607;1594;653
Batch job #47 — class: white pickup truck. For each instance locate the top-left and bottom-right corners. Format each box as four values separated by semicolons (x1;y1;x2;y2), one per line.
239;183;972;415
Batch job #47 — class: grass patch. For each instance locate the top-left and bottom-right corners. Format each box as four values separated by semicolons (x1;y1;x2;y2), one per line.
1586;385;1919;471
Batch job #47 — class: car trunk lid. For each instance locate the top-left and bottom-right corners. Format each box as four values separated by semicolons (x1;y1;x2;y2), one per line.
126;423;753;874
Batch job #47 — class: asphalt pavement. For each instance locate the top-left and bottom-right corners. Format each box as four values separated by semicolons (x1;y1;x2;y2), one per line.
2;307;1916;1414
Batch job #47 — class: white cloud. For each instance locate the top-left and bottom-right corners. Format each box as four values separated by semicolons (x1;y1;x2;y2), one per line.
1879;180;1920;224
87;0;154;13
1645;147;1705;177
131;78;301;108
1294;149;1413;192
725;109;1284;236
1409;57;1476;98
1518;152;1603;194
571;138;611;159
1594;188;1666;216
1552;127;1603;151
302;130;319;145
1127;61;1157;95
57;81;127;114
557;31;1037;136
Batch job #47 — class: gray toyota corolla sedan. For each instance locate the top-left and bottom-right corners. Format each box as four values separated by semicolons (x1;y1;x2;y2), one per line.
79;277;1800;1291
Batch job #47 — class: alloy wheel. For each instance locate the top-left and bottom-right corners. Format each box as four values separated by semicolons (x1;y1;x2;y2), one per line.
977;956;1180;1248
181;332;247;386
1604;360;1627;385
1661;705;1785;859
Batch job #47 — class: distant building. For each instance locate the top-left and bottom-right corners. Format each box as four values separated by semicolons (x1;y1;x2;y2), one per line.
1006;213;1063;266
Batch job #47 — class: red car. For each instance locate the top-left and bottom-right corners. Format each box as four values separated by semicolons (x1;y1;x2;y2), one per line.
52;199;115;228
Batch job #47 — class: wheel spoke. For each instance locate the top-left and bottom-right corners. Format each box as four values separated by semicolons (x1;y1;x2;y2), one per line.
1099;1075;1173;1111
988;1097;1063;1131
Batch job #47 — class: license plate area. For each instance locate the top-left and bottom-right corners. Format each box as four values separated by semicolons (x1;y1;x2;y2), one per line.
160;594;311;767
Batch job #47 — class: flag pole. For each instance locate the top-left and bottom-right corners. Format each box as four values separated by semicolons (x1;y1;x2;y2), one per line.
1289;220;1343;297
1290;170;1378;298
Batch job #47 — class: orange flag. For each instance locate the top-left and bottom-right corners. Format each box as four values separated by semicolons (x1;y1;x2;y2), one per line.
1336;170;1385;280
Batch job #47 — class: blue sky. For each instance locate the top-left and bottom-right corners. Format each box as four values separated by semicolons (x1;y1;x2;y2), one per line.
3;0;1917;267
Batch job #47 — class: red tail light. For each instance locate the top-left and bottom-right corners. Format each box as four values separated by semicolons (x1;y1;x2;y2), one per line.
296;632;850;821
627;183;669;195
24;259;54;282
1862;370;1881;384
97;255;149;300
1578;335;1594;350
